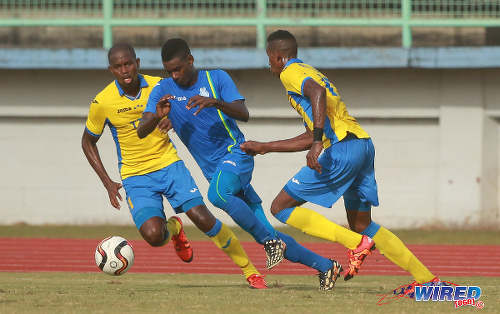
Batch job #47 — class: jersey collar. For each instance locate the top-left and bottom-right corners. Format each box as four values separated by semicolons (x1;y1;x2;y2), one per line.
115;74;149;99
283;58;304;70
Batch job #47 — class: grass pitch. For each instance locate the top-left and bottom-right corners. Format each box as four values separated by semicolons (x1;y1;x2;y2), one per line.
0;273;497;314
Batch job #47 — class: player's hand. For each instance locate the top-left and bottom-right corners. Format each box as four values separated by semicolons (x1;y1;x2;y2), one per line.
240;141;269;156
105;181;123;210
157;117;174;134
307;141;323;173
186;95;221;116
156;95;174;119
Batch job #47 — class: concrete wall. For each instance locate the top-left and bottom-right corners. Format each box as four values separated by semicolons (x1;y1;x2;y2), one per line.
1;68;498;228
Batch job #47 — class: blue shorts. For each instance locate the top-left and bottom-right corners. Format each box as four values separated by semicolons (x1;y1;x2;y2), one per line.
284;135;379;210
122;160;204;229
213;148;262;204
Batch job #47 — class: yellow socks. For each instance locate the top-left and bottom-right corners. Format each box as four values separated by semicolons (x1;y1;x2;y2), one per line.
286;206;362;249
282;205;435;283
164;217;181;244
209;223;259;279
372;226;435;283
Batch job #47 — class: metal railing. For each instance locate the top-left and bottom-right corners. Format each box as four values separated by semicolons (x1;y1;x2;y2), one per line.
1;0;500;49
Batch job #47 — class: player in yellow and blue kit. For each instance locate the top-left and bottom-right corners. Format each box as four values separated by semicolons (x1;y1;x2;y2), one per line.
81;43;267;289
241;30;439;288
137;38;343;290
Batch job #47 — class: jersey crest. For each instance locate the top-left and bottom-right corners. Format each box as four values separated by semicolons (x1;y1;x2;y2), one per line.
199;87;210;97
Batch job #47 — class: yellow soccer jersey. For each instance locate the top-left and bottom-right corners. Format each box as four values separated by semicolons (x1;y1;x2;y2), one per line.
280;58;370;148
85;74;180;180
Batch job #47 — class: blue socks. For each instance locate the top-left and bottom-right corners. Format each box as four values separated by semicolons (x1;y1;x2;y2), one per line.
249;202;333;273
208;171;333;273
207;171;273;244
360;221;381;238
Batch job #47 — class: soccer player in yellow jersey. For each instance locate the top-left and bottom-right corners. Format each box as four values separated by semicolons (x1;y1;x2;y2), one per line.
241;30;439;291
81;43;267;289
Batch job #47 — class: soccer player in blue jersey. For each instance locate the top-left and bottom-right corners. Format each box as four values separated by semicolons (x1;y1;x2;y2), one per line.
240;30;439;289
82;43;268;289
135;38;374;290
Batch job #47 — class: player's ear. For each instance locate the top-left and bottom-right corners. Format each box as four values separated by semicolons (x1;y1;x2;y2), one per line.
136;58;141;69
274;52;282;65
187;54;194;66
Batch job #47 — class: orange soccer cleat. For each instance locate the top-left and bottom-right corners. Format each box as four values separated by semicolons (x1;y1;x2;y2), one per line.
168;216;193;263
247;274;268;289
344;235;375;281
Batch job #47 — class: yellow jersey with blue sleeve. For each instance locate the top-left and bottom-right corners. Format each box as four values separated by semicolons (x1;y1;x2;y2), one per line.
279;58;370;148
85;74;180;180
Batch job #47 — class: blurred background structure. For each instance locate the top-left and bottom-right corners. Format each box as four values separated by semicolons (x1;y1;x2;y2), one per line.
0;0;499;228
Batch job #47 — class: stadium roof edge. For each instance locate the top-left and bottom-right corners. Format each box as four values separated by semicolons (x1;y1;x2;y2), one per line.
1;47;500;69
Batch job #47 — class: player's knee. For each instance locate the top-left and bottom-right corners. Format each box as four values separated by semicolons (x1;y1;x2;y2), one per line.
207;183;227;209
207;191;224;209
270;198;284;216
140;225;166;247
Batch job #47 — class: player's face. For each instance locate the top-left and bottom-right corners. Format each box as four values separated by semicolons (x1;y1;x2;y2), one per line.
163;55;195;87
108;51;140;88
266;47;283;76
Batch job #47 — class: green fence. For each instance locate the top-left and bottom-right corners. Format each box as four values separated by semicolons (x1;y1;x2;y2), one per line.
1;0;500;49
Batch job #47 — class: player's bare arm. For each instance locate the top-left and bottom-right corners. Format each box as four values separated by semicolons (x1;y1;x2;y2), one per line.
241;127;313;156
186;96;249;122
303;78;327;174
137;95;173;138
81;130;123;209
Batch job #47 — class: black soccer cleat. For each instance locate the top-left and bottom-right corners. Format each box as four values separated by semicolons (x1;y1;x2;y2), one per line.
318;259;343;291
264;238;286;269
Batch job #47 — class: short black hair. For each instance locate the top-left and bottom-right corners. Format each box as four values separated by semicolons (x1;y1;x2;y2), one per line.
267;29;296;44
108;43;136;63
161;38;191;62
266;30;298;57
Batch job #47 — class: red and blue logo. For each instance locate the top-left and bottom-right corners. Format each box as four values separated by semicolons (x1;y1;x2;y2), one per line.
415;285;484;309
377;280;485;309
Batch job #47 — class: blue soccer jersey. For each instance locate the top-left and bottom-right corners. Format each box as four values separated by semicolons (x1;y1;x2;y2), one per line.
145;69;247;180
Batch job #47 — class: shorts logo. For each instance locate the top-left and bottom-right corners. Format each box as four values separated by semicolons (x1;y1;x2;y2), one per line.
190;188;198;193
199;87;210;97
223;160;236;167
292;178;300;184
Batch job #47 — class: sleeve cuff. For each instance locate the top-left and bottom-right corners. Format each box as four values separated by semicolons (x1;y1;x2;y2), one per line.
85;127;102;137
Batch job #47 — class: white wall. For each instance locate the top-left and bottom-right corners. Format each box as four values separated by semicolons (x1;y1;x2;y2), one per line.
0;68;498;228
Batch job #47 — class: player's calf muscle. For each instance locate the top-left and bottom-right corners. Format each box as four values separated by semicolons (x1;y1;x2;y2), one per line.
185;205;216;233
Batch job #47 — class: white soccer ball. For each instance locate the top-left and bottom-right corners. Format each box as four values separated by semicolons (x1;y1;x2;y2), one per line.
95;236;134;276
